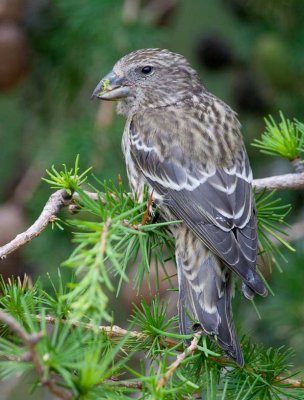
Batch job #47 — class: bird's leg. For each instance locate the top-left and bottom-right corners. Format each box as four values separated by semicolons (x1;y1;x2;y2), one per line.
141;189;154;225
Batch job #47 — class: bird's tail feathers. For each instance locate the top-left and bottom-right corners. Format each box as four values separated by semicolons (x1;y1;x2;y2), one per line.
177;250;244;367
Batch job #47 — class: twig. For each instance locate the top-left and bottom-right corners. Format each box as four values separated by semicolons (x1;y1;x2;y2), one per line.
0;190;71;260
0;311;72;400
290;157;304;173
24;315;304;390
104;378;143;389
122;219;142;230
0;311;42;346
141;189;154;225
0;172;304;261
100;217;111;257
73;190;100;202
253;172;304;192
35;314;146;341
157;334;200;389
73;190;125;203
276;377;304;388
68;190;106;214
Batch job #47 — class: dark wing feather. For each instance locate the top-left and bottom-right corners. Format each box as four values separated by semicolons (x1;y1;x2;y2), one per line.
177;249;244;366
129;112;267;297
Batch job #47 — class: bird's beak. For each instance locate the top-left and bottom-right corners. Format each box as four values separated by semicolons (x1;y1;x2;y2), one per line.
91;71;130;101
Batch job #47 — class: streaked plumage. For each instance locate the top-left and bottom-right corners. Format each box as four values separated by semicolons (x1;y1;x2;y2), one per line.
92;48;268;366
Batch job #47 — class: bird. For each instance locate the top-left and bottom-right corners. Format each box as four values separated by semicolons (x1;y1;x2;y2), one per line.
92;48;268;366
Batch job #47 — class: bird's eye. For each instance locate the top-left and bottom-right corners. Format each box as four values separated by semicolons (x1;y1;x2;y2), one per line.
141;66;153;75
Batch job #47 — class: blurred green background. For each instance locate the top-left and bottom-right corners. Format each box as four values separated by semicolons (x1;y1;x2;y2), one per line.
0;0;304;398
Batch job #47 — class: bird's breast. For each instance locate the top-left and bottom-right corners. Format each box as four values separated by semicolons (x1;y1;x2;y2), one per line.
122;122;146;201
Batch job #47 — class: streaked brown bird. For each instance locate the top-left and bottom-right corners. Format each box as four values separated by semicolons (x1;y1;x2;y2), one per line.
92;48;268;366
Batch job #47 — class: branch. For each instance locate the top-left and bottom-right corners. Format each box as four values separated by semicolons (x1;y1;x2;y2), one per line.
157;334;200;389
276;377;304;389
0;190;72;260
0;311;72;400
290;157;304;174
100;217;111;257
0;171;303;262
253;172;304;192
104;378;143;389
38;315;304;390
35;314;148;342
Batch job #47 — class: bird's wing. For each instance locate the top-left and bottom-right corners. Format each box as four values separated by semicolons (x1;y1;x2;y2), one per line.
129;108;266;296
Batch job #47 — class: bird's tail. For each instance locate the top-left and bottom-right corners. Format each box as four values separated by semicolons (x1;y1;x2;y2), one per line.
176;231;243;366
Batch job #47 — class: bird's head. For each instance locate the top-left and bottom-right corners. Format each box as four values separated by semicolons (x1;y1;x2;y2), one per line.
92;48;202;116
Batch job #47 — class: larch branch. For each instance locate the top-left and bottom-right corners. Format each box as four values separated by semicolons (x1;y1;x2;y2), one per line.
0;190;71;260
253;172;304;192
0;311;72;400
38;315;304;390
157;334;200;389
0;171;303;261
